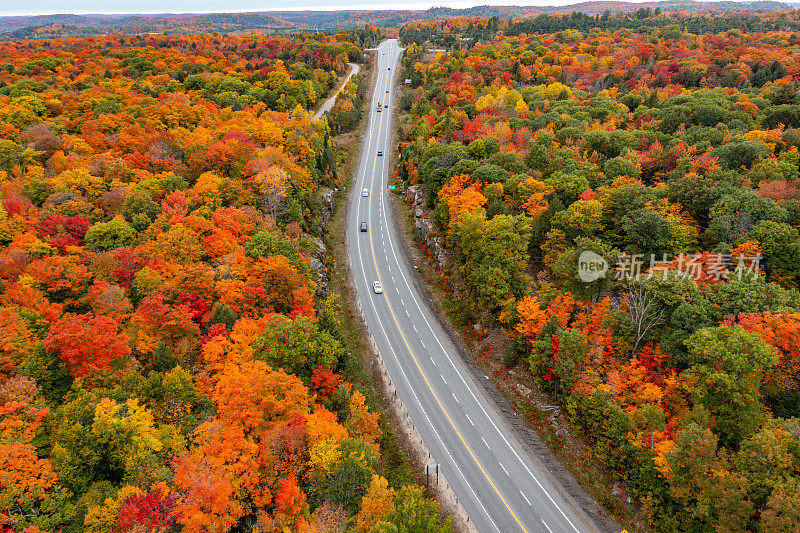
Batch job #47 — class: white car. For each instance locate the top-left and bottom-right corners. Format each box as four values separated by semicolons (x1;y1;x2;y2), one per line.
373;281;383;294
377;150;383;156
362;188;369;197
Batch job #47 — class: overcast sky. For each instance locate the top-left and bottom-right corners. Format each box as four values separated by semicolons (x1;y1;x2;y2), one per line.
1;0;656;17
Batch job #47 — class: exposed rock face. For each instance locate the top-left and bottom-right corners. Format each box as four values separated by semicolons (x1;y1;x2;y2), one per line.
308;186;338;304
319;187;337;231
406;184;449;269
307;235;330;302
407;184;424;207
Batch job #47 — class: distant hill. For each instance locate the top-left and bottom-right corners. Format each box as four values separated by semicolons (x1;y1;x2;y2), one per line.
267;0;793;28
0;0;794;37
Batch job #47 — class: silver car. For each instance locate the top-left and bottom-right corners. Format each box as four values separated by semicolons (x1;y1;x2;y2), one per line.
373;281;383;294
362;189;369;197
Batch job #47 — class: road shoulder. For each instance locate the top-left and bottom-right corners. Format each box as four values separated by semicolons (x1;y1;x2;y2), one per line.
385;176;622;533
327;47;475;533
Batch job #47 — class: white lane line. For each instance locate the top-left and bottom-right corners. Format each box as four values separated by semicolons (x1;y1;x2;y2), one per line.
441;374;447;385
481;437;491;450
541;519;554;533
520;491;531;506
400;298;405;306
420;340;425;348
379;179;583;532
356;274;503;533
452;392;459;404
412;323;417;332
392;276;396;283
405;309;410;317
354;44;507;533
466;413;474;426
349;53;502;532
499;462;509;476
429;356;436;366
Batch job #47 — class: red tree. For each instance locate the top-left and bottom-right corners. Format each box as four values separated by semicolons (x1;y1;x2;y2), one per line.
44;313;131;377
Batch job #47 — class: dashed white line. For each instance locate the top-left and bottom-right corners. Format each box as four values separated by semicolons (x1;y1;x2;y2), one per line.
429;356;436;366
441;374;447;385
392;276;396;283
420;340;425;348
520;491;532;506
452;392;459;404
466;413;474;426
412;324;417;332
481;437;491;450
541;519;554;533
499;462;509;476
405;309;410;317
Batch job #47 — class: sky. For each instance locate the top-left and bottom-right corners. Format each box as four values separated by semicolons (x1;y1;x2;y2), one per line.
0;0;657;17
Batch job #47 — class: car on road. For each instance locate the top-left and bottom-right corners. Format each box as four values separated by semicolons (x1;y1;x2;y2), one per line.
360;221;368;232
377;107;381;113
384;104;388;108
377;150;383;156
386;89;389;93
362;188;369;197
373;281;383;294
388;67;391;71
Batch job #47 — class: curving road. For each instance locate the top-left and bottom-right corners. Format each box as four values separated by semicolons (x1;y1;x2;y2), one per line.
347;39;605;533
315;62;360;120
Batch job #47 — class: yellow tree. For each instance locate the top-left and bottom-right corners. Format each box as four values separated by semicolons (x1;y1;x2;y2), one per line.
356;475;395;532
438;174;487;227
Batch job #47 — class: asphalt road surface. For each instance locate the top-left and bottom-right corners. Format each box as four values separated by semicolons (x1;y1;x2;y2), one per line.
347;39;605;533
314;62;360;120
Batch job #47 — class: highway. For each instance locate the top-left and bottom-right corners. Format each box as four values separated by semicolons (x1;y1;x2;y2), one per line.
347;39;605;533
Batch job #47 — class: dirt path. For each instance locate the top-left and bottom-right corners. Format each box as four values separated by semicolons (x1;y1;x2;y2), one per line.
314;62;360;120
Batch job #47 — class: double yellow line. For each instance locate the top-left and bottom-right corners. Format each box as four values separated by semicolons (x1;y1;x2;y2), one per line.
365;47;529;533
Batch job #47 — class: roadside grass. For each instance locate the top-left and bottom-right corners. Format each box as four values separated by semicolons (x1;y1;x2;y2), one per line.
385;75;648;532
389;187;647;531
324;56;418;491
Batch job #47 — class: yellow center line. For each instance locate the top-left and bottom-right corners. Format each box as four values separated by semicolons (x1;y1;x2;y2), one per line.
366;49;529;533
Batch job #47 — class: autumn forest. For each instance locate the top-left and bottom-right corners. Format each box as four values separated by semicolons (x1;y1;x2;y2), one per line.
4;4;800;533
0;29;454;533
395;9;800;533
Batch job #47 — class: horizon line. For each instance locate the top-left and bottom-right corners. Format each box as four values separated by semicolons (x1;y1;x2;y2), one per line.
1;0;777;18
